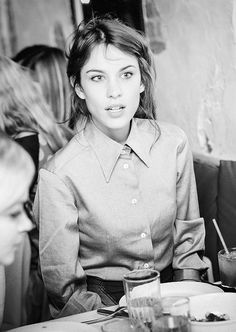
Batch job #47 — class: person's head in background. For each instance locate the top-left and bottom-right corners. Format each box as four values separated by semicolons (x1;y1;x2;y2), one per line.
0;132;34;266
0;55;71;154
13;45;72;127
66;16;157;131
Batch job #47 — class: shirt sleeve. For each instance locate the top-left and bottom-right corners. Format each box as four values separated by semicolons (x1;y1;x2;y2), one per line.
173;133;207;280
33;169;102;318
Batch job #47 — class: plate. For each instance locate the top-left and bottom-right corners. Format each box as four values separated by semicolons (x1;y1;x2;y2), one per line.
119;281;223;306
190;293;236;332
10;321;97;332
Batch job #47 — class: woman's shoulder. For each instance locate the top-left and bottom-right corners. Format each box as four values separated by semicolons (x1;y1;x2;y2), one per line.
158;121;187;139
135;118;187;141
38;134;54;169
42;132;88;173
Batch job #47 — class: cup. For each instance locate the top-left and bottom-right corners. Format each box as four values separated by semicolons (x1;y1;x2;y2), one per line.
153;296;191;332
123;269;162;331
218;247;236;288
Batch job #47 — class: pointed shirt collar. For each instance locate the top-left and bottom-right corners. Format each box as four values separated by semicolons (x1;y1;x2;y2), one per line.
84;119;154;182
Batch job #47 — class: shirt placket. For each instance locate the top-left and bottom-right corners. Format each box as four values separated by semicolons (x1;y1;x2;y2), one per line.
119;145;154;270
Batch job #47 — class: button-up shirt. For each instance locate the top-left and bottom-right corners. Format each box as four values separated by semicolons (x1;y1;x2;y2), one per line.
33;118;206;318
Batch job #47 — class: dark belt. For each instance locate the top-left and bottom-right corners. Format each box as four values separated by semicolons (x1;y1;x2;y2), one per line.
87;264;173;304
160;263;174;283
87;275;124;304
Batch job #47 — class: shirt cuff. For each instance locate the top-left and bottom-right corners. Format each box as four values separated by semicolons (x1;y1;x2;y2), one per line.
174;269;201;282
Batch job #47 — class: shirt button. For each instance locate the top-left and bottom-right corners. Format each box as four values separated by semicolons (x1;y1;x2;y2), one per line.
123;163;129;169
141;232;146;238
131;198;137;205
144;263;149;269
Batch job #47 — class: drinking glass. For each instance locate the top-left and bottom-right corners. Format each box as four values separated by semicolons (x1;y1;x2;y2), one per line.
218;247;236;288
123;269;162;331
153;296;191;332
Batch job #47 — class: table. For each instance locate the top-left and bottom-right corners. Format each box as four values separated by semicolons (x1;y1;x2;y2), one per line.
9;281;235;331
9;305;127;331
53;305;119;329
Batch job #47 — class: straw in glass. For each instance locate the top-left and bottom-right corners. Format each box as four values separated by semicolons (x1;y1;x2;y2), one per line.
212;219;229;254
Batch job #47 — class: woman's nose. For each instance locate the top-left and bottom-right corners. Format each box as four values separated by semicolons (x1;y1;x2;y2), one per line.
18;214;33;233
107;78;122;98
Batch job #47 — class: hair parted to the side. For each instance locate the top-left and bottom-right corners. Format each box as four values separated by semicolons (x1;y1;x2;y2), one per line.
66;16;157;128
0;56;71;152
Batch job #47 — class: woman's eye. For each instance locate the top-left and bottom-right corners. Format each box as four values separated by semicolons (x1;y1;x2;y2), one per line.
9;210;22;219
91;75;104;82
121;72;133;79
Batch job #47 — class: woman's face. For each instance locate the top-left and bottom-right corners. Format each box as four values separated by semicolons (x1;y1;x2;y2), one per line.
0;182;32;265
76;44;144;143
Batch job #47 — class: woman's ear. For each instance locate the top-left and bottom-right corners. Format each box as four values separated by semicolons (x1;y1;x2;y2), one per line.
140;83;145;93
75;84;85;100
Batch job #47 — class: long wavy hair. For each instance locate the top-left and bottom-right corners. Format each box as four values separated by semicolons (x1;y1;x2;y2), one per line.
0;56;72;152
67;17;157;129
13;45;72;125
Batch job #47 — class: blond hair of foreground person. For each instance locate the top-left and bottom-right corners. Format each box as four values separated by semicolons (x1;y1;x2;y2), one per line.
0;55;71;156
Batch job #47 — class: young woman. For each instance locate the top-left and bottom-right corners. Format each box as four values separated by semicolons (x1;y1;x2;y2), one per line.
0;133;34;327
34;17;207;318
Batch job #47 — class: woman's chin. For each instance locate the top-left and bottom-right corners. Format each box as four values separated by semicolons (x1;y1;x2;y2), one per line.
0;250;16;266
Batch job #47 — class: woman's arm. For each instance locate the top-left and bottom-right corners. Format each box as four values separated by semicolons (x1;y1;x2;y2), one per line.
33;169;102;318
173;133;207;281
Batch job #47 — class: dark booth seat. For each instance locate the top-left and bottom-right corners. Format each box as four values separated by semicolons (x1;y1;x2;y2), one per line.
193;153;236;281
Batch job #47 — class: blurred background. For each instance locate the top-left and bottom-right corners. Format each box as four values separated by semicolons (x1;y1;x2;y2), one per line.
1;0;236;160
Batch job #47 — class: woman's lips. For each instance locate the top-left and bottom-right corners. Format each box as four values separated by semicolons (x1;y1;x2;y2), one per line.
105;105;125;112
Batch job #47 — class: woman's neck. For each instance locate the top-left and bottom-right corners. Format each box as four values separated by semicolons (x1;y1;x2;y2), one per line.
91;119;132;145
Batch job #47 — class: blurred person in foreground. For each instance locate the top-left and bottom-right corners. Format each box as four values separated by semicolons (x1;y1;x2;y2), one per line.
0;54;72;271
0;132;34;328
34;17;207;318
0;55;73;323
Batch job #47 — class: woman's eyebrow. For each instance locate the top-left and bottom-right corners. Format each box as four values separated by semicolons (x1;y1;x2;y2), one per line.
85;65;137;74
120;65;137;71
86;69;104;74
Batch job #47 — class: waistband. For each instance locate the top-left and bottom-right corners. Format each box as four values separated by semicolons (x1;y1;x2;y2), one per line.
86;264;173;302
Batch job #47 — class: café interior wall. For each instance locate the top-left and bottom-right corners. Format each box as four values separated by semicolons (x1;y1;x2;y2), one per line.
0;0;83;57
153;0;236;160
2;0;236;159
